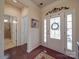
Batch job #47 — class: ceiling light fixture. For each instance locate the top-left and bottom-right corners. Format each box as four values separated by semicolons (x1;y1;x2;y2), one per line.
13;20;17;24
4;19;8;22
13;0;17;3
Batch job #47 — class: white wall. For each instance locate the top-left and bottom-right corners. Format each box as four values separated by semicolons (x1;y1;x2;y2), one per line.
19;0;41;52
20;16;29;45
20;7;29;45
0;0;5;59
41;0;79;59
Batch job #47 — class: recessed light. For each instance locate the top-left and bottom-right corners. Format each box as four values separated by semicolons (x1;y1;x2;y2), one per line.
13;0;17;3
13;20;17;24
4;19;8;22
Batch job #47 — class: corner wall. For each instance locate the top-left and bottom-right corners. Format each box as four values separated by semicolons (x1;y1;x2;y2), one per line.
19;0;41;53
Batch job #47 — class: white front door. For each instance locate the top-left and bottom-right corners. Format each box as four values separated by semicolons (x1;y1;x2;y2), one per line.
44;10;76;57
46;12;65;54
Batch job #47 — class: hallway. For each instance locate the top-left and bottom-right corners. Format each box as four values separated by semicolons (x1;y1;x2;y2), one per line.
0;0;79;59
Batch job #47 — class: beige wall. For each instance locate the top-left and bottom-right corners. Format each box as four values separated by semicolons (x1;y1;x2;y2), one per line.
74;0;79;59
4;3;21;17
0;0;5;59
21;7;28;17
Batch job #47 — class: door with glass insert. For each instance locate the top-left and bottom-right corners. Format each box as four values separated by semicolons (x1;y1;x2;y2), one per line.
45;11;75;57
46;12;65;54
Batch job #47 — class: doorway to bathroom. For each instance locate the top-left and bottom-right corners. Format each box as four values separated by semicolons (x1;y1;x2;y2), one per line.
4;15;17;50
4;0;29;51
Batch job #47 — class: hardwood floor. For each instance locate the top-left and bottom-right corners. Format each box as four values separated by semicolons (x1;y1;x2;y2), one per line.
4;44;28;59
4;44;74;59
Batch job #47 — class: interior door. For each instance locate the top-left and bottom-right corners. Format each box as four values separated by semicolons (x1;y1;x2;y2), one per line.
46;11;65;54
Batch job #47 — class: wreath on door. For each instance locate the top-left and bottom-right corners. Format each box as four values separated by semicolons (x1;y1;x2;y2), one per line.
51;22;59;30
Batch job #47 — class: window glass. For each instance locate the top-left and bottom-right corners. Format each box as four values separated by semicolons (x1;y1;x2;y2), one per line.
67;22;72;28
67;41;72;50
67;29;72;35
67;14;72;21
50;17;60;39
44;19;47;42
67;14;72;50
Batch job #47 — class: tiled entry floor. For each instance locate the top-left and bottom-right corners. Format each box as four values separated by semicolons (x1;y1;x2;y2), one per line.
4;39;16;50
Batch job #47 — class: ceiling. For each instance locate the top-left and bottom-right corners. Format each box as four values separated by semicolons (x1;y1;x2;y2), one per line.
5;0;58;8
31;0;58;8
5;0;25;9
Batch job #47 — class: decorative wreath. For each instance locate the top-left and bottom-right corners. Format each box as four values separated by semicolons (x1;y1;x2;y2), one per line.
51;22;59;30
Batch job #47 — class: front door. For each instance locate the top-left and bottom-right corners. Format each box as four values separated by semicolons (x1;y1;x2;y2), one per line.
46;11;65;54
44;10;75;57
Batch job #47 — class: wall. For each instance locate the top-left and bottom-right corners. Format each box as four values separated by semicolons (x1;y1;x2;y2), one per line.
74;0;79;59
4;3;21;17
0;0;5;59
21;7;28;17
19;0;41;52
41;0;79;59
20;7;29;45
27;2;41;53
